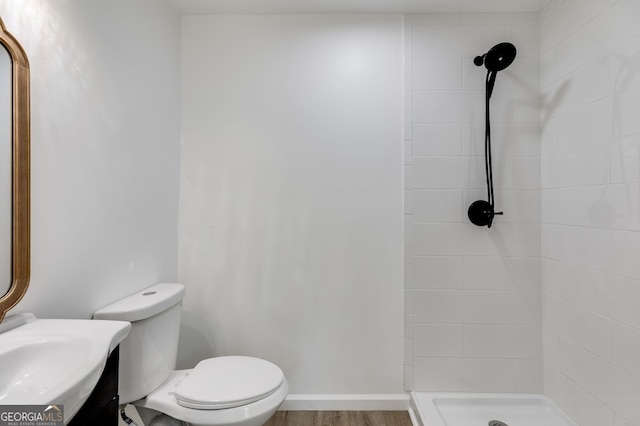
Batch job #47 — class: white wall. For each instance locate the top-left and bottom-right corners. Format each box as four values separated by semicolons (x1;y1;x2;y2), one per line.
540;1;640;425
0;0;181;318
178;15;405;394
404;13;542;392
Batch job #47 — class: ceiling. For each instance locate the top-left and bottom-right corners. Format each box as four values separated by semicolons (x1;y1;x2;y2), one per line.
170;0;549;15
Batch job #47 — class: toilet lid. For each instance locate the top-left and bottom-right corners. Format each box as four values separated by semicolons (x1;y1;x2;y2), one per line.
175;356;284;410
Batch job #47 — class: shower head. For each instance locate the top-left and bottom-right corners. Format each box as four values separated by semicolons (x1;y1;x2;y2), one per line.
474;42;517;72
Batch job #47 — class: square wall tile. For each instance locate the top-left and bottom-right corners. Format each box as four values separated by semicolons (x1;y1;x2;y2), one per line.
412;124;462;156
413;323;464;357
413;357;516;392
612;230;640;280
409;256;464;289
463;256;541;291
516;358;543;393
464;324;541;358
412;25;511;59
413;223;515;256
412;57;462;90
413;190;464;223
612;321;640;379
542;224;610;271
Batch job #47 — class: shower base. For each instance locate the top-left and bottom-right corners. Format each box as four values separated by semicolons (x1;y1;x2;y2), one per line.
410;393;576;426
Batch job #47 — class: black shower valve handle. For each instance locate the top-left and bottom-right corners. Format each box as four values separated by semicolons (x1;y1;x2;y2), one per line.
468;200;503;228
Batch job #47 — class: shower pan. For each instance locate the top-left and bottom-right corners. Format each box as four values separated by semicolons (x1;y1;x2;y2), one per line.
411;393;577;426
467;42;516;228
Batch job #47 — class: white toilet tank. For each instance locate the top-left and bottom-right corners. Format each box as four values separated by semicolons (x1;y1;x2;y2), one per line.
94;283;185;404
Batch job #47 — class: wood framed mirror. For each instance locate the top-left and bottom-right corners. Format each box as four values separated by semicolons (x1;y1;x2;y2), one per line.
0;18;30;323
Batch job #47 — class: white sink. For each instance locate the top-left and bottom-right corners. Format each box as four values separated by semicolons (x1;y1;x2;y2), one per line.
0;313;130;423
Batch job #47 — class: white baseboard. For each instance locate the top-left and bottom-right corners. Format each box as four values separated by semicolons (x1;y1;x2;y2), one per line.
280;394;410;411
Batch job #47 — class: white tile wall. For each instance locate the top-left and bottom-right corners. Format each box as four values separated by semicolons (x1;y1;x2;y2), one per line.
541;1;640;425
412;190;464;222
461;123;541;156
542;223;611;270
463;257;540;290
413;323;464;356
409;256;464;289
413;357;517;392
413;124;462;156
404;13;541;393
465;324;541;358
613;322;640;379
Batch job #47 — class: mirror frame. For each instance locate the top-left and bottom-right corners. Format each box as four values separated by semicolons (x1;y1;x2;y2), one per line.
0;18;30;323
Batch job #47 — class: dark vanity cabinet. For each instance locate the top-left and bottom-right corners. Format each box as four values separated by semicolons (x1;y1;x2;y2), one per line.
68;346;120;426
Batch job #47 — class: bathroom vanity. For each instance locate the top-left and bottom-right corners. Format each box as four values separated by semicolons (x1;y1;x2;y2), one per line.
0;314;131;425
68;347;120;426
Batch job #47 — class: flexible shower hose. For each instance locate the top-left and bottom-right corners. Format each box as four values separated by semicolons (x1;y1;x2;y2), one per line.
483;70;502;228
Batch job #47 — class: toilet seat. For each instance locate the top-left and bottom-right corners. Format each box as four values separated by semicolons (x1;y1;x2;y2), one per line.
175;356;284;409
133;362;289;426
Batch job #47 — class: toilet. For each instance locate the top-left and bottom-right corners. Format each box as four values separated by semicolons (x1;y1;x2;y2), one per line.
93;283;288;426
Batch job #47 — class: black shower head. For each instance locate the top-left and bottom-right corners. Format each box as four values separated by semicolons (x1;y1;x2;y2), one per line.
474;42;517;72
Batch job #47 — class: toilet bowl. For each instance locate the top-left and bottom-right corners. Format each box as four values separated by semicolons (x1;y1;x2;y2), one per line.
93;283;288;426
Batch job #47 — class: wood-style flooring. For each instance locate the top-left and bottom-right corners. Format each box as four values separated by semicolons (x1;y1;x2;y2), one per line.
263;411;413;426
